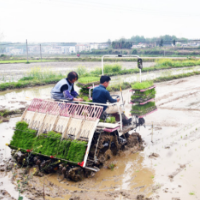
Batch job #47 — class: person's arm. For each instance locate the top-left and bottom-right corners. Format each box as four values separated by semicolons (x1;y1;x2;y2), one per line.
71;84;79;98
105;91;117;103
60;85;74;101
63;90;74;101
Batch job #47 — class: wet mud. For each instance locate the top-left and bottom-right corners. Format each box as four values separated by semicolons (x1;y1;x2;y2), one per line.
0;108;25;123
1;75;200;199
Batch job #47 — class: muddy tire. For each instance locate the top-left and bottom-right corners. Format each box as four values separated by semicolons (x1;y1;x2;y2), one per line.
68;167;84;182
127;132;143;148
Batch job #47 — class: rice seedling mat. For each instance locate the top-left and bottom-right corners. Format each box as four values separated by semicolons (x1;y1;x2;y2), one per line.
130;81;157;117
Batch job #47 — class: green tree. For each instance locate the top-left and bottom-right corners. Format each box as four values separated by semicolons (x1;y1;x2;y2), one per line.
159;39;163;47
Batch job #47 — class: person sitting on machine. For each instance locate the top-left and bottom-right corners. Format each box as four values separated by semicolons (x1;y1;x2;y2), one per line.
92;75;132;125
51;71;83;101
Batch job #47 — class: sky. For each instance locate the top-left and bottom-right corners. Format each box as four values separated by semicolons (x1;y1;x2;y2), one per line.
0;0;200;43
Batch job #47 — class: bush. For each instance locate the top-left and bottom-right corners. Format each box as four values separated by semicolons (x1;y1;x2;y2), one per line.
78;76;99;84
104;63;122;74
76;65;87;76
90;67;102;75
132;49;137;54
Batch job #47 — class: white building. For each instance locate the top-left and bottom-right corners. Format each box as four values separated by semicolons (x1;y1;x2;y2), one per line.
90;44;99;50
9;48;24;55
75;44;90;52
98;44;109;49
69;46;76;53
61;46;70;54
132;44;146;48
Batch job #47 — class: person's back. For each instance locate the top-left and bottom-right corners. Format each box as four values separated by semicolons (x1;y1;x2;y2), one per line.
93;85;116;105
93;76;118;111
92;75;132;125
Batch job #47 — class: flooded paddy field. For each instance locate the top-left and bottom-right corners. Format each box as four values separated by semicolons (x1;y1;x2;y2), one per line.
0;74;200;199
0;61;154;82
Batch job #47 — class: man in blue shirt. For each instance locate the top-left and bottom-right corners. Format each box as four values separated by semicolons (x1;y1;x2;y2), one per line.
93;76;132;125
93;76;120;111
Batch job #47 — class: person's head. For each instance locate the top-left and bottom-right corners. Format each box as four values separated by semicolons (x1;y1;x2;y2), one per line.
67;71;79;83
100;75;111;88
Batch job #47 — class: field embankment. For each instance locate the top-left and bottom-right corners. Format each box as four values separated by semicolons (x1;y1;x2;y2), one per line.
0;59;200;91
0;56;198;64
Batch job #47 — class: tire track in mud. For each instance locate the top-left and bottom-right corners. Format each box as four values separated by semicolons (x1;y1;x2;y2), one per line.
157;90;200;107
159;107;200;112
147;119;200;147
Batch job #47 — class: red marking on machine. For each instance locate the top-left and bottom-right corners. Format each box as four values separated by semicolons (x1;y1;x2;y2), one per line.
78;161;84;167
104;126;120;132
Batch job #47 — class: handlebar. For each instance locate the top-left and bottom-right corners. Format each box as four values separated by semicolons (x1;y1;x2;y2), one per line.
111;95;120;100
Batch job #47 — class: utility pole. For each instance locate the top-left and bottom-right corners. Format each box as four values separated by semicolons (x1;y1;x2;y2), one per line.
26;39;29;63
40;44;42;61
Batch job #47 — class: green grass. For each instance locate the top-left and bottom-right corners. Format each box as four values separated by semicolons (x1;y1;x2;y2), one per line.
78;76;100;84
107;82;130;92
1;58;200;92
154;70;200;82
104;63;122;74
131;81;154;90
89;59;200;77
10;121;87;163
0;67;64;91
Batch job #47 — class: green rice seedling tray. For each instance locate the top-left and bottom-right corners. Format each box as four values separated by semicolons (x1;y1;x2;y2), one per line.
131;102;157;116
10;122;88;163
131;106;157;117
131;81;155;92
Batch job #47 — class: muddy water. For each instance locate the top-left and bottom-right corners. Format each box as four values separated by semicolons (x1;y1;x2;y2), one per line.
0;85;54;110
1;72;200;199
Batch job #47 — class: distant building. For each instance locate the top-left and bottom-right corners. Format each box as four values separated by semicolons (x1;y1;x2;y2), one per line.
8;48;24;55
90;43;99;50
75;44;90;52
69;46;76;53
131;43;146;48
98;44;109;49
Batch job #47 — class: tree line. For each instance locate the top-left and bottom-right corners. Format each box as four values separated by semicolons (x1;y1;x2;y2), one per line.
111;35;189;49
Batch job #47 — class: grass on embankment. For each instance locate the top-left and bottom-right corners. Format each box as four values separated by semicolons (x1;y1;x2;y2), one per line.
0;57;196;64
89;59;200;76
1;59;200;92
106;70;200;93
0;67;64;91
78;76;100;84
